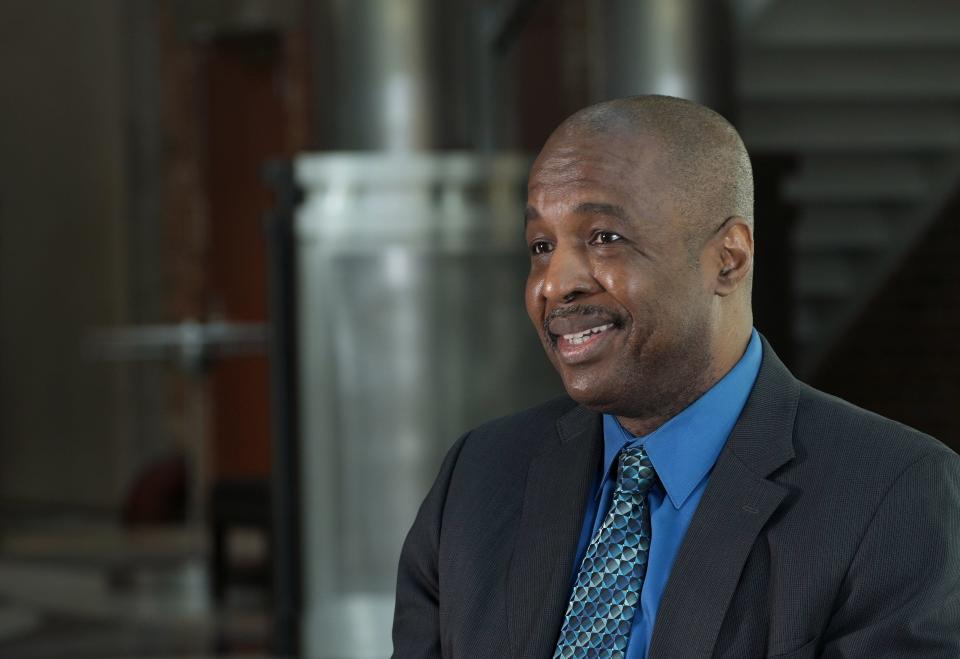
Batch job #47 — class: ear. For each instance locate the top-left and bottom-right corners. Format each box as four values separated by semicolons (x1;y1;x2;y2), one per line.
713;217;753;296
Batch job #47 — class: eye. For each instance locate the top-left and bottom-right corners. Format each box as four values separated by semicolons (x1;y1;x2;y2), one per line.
530;240;554;255
590;231;622;245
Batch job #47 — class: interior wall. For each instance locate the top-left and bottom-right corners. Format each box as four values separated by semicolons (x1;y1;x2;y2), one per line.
0;0;130;511
813;184;960;453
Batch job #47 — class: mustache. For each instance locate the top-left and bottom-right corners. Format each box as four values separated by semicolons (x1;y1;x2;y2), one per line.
543;304;626;336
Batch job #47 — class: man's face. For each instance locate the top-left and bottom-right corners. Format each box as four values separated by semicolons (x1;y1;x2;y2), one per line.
524;131;717;419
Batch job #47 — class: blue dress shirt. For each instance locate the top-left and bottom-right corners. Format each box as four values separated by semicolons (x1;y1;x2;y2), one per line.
568;329;762;658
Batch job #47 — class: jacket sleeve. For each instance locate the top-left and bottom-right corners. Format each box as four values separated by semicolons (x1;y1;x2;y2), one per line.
820;448;960;658
391;432;470;659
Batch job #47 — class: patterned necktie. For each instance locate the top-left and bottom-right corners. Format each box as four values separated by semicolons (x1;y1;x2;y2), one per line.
554;445;658;659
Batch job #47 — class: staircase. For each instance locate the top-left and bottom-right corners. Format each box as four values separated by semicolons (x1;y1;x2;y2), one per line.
736;0;960;376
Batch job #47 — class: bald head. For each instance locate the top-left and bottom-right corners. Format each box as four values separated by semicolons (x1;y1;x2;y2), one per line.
525;96;756;431
546;95;754;241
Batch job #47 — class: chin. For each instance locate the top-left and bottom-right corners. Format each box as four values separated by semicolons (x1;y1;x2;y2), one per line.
560;374;622;414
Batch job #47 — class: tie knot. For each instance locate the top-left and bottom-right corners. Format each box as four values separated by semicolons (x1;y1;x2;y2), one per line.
617;446;657;495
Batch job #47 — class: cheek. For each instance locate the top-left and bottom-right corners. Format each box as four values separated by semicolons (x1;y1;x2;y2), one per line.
594;263;649;312
593;262;620;291
525;270;544;324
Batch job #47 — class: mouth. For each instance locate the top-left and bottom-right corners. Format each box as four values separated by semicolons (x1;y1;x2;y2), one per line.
560;323;614;345
544;305;625;365
553;322;618;363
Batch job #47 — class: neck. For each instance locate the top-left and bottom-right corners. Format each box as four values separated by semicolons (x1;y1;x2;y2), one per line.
615;326;753;437
614;377;709;437
615;412;679;438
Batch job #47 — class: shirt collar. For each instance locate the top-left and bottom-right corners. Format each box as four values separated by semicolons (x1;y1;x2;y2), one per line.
600;329;763;510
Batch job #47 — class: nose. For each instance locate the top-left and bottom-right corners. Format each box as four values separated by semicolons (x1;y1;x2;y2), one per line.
540;243;597;305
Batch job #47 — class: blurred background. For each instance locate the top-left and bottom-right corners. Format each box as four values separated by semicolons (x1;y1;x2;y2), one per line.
0;0;958;657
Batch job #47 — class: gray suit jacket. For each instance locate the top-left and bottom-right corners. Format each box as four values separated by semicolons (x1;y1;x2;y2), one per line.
392;339;960;658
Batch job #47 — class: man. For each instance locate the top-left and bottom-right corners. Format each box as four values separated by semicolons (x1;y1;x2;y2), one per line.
391;96;960;658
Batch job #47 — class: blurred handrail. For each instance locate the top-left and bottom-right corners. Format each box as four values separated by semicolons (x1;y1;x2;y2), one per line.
84;319;269;372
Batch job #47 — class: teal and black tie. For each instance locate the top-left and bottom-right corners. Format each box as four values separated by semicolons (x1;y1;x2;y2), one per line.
553;445;658;659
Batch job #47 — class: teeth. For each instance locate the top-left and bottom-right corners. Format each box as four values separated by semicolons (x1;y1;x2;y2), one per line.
562;323;613;345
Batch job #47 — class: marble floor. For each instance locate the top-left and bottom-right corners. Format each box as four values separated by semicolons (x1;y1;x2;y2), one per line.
0;520;273;658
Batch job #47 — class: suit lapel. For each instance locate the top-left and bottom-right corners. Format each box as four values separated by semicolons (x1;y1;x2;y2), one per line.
649;338;800;658
507;405;602;659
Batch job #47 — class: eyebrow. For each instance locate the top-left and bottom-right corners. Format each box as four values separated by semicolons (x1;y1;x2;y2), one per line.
524;202;629;226
574;202;629;222
524;205;541;226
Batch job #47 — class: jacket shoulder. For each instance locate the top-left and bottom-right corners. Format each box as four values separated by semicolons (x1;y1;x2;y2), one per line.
472;394;579;435
461;394;581;460
793;381;955;473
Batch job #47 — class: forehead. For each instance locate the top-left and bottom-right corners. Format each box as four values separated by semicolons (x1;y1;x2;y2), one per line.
527;132;670;222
